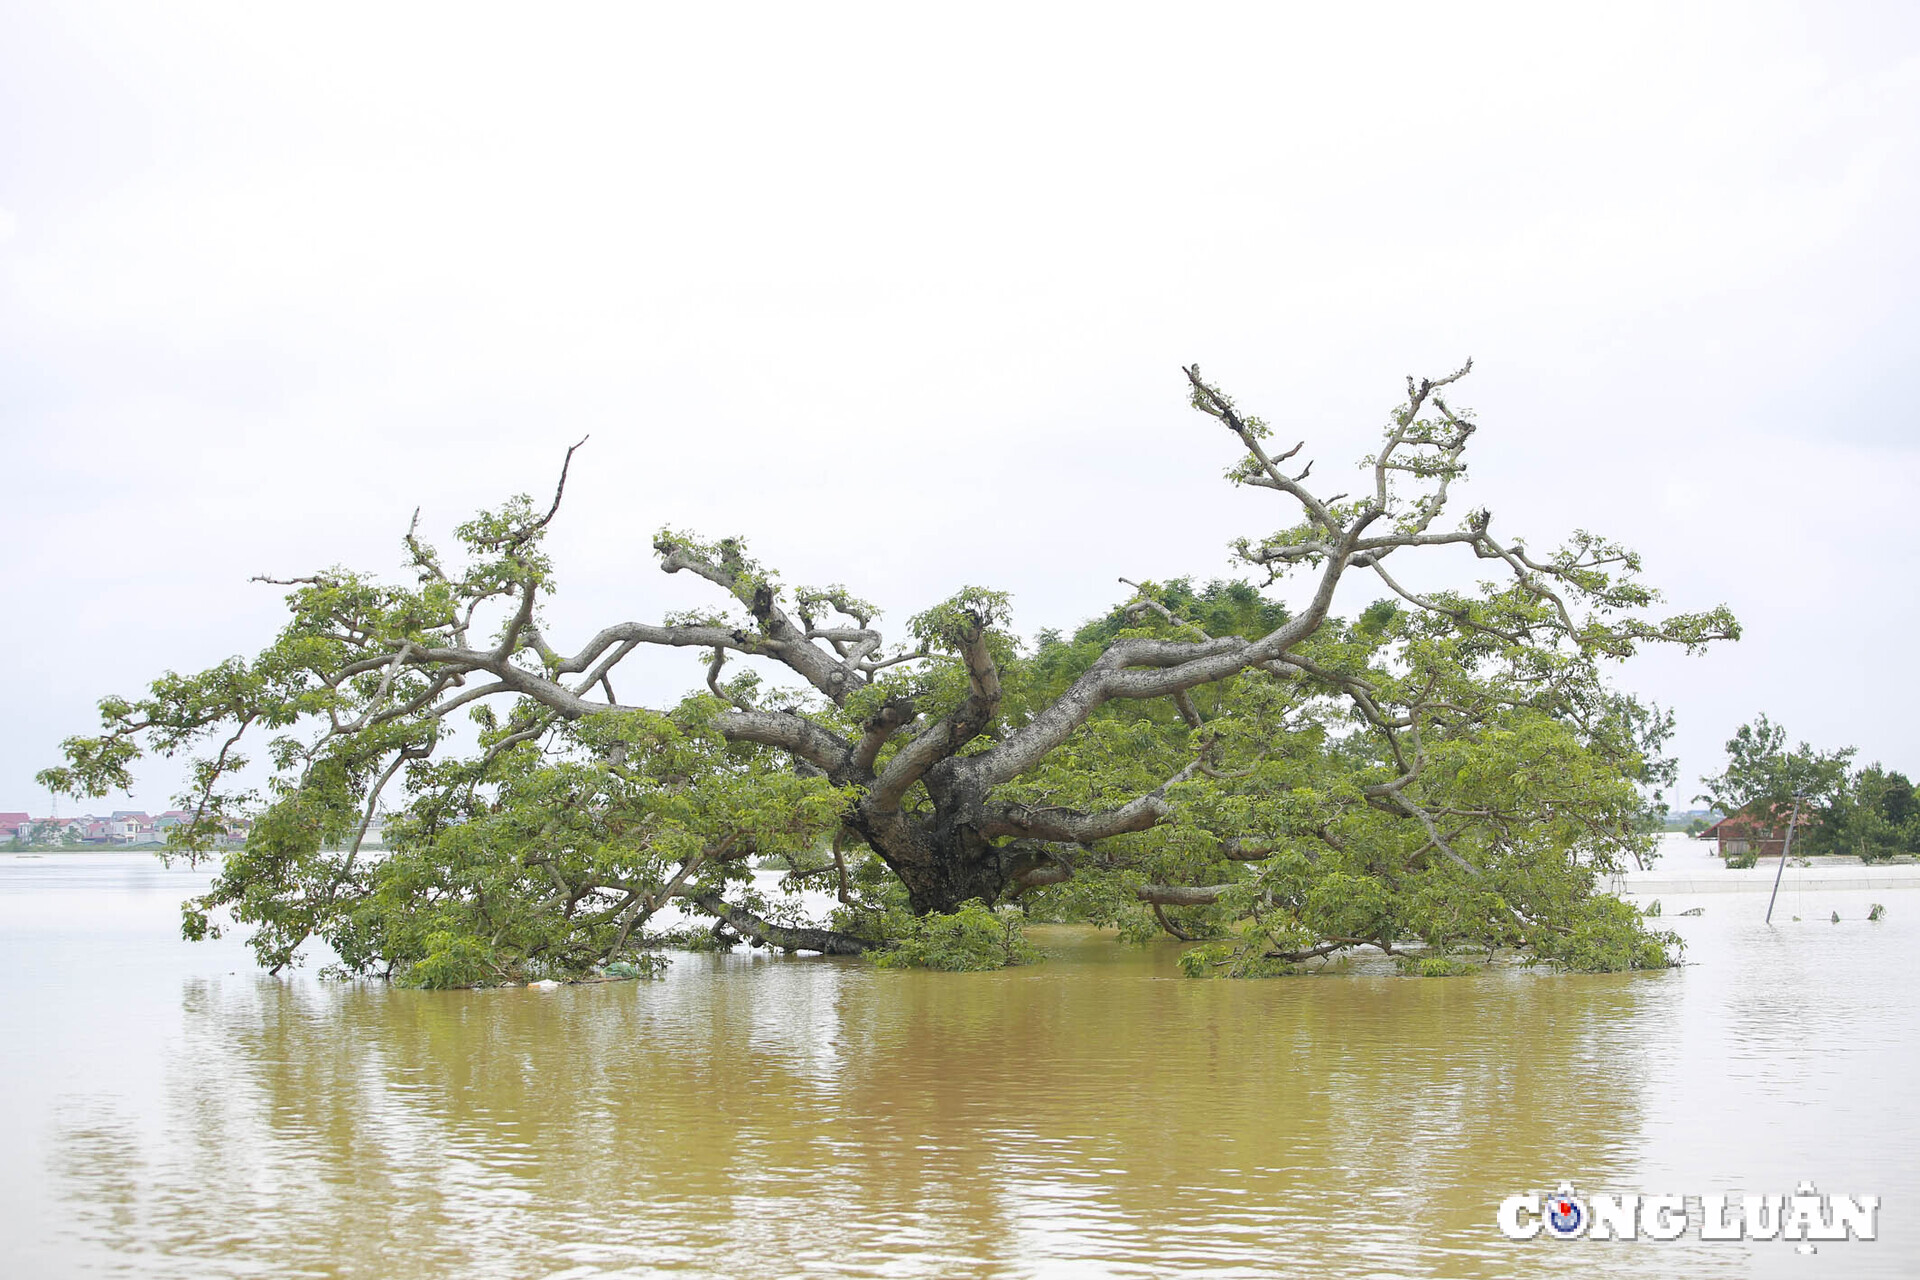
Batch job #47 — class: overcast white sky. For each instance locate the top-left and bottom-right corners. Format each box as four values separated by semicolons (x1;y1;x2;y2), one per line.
3;1;1917;816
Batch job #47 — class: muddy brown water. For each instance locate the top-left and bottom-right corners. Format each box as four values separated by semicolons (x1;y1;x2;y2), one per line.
1;851;1914;1278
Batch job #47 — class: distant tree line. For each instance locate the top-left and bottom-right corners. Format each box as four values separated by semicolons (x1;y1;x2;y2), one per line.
1698;714;1918;862
5;822;83;851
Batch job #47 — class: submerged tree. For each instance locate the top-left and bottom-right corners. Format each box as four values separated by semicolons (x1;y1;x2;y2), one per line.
42;363;1736;983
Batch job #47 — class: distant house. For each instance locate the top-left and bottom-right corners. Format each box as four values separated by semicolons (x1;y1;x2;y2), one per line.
0;808;245;846
1697;804;1805;859
107;810;154;843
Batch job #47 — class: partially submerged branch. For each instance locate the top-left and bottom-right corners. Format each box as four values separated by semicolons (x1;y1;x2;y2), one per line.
687;893;869;955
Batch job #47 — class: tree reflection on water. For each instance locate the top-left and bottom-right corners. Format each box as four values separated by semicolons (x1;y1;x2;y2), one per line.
47;931;1685;1278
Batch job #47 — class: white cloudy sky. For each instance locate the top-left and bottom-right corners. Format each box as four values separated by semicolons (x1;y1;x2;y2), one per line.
2;1;1916;815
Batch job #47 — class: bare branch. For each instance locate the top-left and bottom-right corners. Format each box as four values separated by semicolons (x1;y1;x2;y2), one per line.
515;436;589;548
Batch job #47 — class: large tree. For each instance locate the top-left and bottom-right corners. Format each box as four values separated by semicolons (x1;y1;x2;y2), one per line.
43;364;1736;983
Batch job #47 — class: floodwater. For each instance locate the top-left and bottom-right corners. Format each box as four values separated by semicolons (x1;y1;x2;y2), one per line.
1;847;1915;1279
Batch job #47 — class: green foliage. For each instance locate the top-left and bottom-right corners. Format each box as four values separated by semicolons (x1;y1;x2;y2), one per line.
1696;715;1854;816
652;529;778;611
400;931;506;989
1177;939;1304;980
1813;764;1920;862
1395;955;1479;977
39;486;849;984
44;370;1731;986
1532;895;1681;972
909;587;1014;653
867;900;1041;971
1700;718;1920;863
1009;572;1686;975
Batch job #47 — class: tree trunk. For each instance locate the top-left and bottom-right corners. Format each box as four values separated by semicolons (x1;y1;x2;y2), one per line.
849;803;1012;916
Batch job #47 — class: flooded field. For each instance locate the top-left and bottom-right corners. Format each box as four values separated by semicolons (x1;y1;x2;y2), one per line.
1;847;1914;1278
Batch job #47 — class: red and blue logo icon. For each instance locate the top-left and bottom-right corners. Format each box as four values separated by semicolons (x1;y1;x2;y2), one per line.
1544;1184;1586;1238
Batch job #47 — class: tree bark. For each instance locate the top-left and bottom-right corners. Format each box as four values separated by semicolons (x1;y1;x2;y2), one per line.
846;800;1014;916
688;893;869;955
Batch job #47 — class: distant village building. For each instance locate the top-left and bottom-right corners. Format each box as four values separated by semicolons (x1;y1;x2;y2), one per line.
1697;804;1802;859
2;808;251;846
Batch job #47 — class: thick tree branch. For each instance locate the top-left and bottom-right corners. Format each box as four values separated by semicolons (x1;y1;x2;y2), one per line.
715;710;853;775
1136;883;1233;907
654;538;872;705
869;621;1001;810
980;760;1201;842
686;893;869;954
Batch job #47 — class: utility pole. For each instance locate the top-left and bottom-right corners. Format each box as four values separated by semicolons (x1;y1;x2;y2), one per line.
1765;795;1804;925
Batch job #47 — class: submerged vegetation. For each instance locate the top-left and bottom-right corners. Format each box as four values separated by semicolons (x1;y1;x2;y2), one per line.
42;364;1733;985
865;901;1043;972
